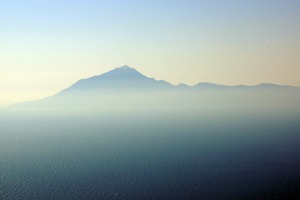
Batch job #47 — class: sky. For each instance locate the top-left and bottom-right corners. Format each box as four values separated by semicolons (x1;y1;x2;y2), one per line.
1;0;300;106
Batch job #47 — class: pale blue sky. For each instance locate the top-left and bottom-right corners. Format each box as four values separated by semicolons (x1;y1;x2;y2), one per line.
1;0;300;106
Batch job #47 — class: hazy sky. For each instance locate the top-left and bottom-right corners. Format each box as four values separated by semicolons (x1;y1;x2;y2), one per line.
1;0;300;106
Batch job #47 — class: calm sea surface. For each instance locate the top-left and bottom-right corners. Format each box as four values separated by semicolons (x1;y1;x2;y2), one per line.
1;106;300;199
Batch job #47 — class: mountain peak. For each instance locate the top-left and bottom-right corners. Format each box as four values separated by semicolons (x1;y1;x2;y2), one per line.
61;65;173;92
102;65;145;79
117;65;132;69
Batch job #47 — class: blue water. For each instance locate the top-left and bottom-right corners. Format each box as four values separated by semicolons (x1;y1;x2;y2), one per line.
0;106;300;199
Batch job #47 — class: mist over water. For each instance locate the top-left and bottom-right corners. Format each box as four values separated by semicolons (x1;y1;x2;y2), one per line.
1;105;300;200
2;63;300;199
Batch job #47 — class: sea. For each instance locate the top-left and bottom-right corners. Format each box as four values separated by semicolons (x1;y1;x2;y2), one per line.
0;106;300;199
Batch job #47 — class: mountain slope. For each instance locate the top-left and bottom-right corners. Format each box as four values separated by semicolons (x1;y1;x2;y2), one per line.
59;65;173;95
10;65;300;108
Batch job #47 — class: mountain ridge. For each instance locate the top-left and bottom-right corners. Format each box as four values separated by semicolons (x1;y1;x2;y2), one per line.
64;65;299;90
60;65;174;93
9;65;300;108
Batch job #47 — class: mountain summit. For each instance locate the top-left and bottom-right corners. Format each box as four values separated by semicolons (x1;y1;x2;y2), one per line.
92;65;147;80
95;65;147;80
60;65;173;94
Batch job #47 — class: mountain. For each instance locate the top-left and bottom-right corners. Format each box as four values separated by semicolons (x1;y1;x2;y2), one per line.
10;65;300;108
59;65;298;92
194;82;227;89
59;65;173;95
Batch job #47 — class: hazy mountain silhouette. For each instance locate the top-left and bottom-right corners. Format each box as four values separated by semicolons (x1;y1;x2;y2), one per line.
10;65;300;108
59;65;173;94
57;65;297;92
